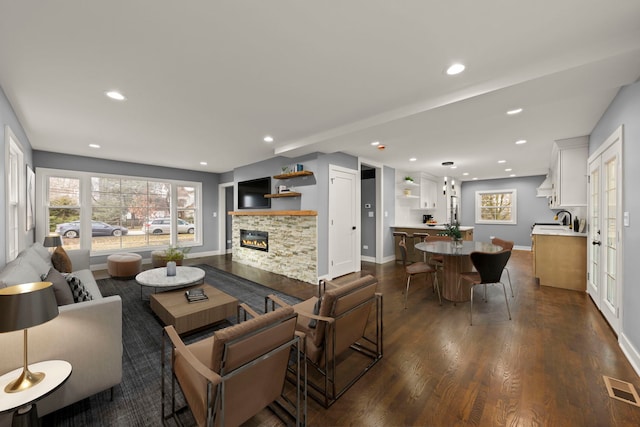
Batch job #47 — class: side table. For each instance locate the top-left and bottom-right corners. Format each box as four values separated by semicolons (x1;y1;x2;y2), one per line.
0;360;72;426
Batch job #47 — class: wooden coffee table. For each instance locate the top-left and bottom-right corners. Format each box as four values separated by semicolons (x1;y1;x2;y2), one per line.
149;283;238;334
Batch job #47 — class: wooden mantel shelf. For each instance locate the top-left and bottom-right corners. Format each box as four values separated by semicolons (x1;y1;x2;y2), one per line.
229;210;317;216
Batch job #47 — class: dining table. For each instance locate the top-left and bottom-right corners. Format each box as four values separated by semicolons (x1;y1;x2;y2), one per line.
414;240;502;302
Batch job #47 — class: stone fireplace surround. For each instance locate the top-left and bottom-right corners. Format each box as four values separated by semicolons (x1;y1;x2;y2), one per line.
230;210;318;284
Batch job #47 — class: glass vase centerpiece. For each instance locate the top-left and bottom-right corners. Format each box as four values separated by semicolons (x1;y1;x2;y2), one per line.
444;222;463;247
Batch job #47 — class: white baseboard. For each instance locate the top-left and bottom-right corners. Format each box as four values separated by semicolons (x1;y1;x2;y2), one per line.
619;331;640;377
361;255;376;263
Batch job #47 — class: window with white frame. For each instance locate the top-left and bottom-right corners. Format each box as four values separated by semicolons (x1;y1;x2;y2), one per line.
5;127;24;261
475;189;517;224
39;169;202;253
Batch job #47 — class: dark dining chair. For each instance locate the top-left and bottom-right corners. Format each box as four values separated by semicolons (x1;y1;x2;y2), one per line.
456;250;512;325
399;238;441;308
491;237;514;297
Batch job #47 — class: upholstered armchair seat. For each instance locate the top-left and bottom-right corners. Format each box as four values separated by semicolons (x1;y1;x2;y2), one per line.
163;305;305;427
267;274;383;408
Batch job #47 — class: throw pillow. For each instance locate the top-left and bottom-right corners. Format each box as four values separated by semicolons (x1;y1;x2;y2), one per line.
41;268;75;306
18;245;53;278
63;273;93;303
51;246;73;273
0;257;42;287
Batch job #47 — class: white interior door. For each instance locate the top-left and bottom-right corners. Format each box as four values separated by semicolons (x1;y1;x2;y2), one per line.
587;157;601;301
587;126;622;332
328;165;359;278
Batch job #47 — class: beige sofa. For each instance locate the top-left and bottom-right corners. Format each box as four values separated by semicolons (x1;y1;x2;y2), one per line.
0;243;122;424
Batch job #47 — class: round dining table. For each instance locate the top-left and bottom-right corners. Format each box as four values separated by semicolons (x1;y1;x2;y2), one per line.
414;240;502;302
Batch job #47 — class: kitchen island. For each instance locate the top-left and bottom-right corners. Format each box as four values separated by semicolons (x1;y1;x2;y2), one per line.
391;224;474;262
531;225;587;291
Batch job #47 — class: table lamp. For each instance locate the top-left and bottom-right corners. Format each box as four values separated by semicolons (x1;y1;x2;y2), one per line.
0;282;58;393
43;235;62;251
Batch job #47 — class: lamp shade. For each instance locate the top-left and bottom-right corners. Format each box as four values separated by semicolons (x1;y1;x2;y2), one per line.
43;235;63;248
0;282;59;333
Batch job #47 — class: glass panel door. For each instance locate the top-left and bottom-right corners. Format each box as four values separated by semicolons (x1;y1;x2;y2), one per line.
587;126;622;333
587;159;600;302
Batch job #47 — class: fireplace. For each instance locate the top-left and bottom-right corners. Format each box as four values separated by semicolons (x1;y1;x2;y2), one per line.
240;229;269;252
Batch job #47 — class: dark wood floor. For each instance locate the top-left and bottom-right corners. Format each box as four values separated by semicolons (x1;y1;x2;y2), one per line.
189;251;640;426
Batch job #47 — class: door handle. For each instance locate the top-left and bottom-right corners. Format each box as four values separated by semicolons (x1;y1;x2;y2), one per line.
592;240;601;246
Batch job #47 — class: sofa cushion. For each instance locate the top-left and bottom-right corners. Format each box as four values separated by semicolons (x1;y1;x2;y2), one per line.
19;245;53;278
52;246;73;273
0;257;42;287
42;267;75;306
63;273;93;302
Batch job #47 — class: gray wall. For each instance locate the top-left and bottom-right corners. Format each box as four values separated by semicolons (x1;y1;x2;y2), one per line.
33;151;220;264
360;170;376;258
0;86;34;266
233;154;319;212
383;166;396;259
460;175;551;247
589;81;640;361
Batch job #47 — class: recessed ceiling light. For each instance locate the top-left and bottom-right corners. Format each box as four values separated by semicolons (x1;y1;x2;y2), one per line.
409;157;417;162
463;172;469;176
505;168;512;172
263;136;274;143
510;174;516;177
200;161;208;166
498;160;506;164
507;108;523;115
371;141;380;146
446;63;465;75
88;143;100;149
105;90;126;101
472;177;478;180
450;165;457;169
515;139;527;145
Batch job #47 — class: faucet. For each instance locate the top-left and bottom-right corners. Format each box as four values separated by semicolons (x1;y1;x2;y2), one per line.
555;210;572;227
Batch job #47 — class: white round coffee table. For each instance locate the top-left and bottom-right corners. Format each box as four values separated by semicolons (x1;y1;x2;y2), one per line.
135;266;205;299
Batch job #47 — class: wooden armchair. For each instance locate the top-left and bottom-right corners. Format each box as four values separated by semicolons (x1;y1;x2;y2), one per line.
266;275;383;408
161;304;306;426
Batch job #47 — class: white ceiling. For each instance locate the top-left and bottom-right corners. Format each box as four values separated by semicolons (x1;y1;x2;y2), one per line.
1;1;639;181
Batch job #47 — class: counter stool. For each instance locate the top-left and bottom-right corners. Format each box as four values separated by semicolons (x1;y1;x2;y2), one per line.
412;232;430;262
107;253;142;279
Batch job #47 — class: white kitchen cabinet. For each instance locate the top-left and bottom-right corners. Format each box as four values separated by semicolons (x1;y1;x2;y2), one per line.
548;137;588;208
419;177;437;209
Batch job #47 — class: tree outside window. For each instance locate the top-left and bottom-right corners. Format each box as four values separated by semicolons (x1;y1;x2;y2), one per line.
475;189;517;224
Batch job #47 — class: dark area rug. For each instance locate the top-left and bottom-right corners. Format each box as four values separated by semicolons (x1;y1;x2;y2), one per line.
42;265;301;427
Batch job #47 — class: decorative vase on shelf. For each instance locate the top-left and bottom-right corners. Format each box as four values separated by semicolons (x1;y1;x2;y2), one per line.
404;189;411;196
166;261;177;276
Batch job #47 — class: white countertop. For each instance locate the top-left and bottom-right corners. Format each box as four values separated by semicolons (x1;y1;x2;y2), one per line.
392;224;474;231
532;225;587;237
